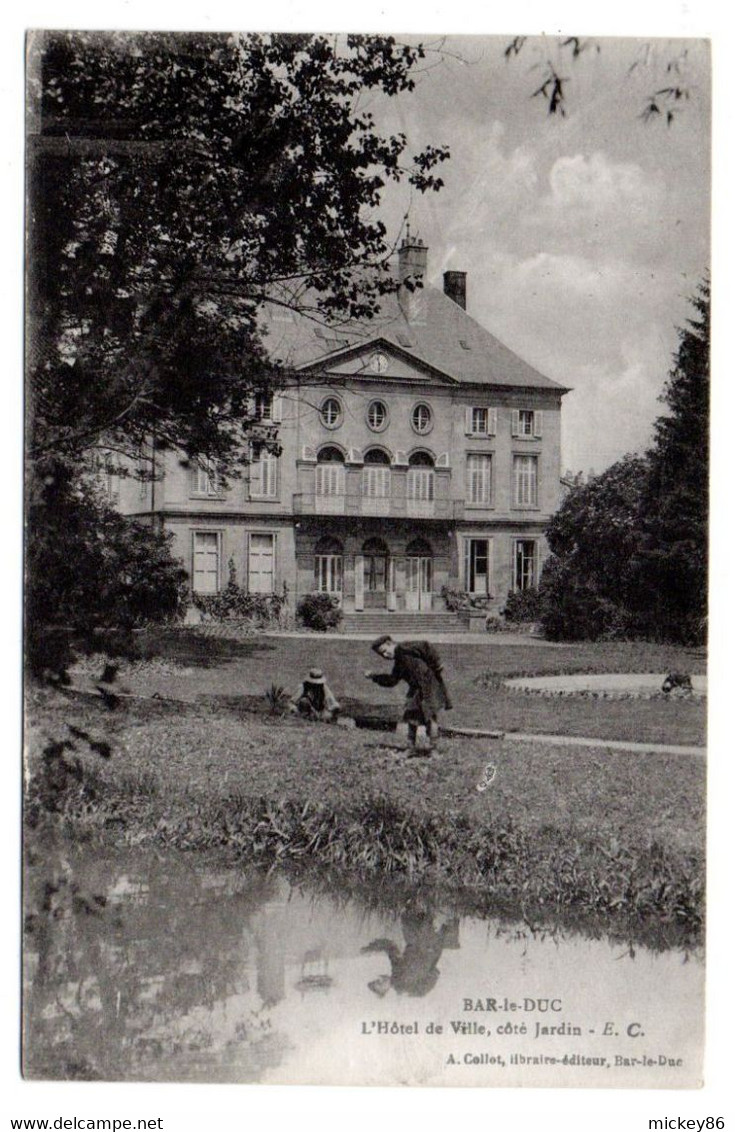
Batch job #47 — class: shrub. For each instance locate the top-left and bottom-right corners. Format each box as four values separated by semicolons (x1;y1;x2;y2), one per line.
296;592;343;632
441;586;492;612
192;560;288;627
537;556;640;642
27;473;189;677
501;586;544;623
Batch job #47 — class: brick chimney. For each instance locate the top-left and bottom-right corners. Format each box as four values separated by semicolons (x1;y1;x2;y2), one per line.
398;228;428;323
443;270;467;310
398;228;428;284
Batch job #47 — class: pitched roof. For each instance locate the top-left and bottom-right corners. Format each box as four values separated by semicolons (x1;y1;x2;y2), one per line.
260;283;569;392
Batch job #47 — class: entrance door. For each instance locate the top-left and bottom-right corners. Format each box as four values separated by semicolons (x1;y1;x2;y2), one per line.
406;556;433;611
362;538;390;610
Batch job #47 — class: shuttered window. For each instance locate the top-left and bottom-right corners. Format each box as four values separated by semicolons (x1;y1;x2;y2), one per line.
513;455;538;506
407;468;435;502
248;533;275;594
511;409;543;438
192;531;221;593
190;462;220;497
250;449;278;498
466;453;492;505
362;466;391;498
315;464;345;496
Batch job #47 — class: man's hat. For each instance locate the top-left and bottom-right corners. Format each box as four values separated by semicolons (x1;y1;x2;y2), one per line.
307;668;326;683
371;634;394;654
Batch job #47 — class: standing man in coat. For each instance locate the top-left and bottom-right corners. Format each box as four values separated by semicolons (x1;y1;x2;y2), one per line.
365;635;452;753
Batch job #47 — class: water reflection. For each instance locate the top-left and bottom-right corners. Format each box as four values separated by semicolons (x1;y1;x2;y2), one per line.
362;913;460;997
23;840;704;1086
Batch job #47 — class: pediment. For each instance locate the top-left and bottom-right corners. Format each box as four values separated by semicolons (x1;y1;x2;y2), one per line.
297;337;457;385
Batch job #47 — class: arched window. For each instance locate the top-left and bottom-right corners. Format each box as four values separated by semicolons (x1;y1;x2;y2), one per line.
407;451;435;503
364;448;391;464
363;537;390;593
362;448;391;500
316;446;346;497
406;537;433;557
314;536;344;594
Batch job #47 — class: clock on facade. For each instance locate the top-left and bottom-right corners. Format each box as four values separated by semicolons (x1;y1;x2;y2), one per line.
370;351;389;374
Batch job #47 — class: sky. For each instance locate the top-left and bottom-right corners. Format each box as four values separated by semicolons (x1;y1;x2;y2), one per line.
365;35;710;474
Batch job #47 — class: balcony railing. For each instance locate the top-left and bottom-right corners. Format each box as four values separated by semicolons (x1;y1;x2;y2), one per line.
293;493;455;519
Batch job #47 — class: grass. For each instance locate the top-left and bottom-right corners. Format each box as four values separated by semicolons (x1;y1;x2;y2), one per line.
26;667;706;949
69;631;707;746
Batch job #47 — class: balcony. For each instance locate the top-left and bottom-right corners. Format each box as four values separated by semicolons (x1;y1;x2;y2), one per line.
293;493;454;520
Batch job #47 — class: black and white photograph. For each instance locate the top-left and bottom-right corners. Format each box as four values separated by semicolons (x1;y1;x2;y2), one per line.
16;10;721;1110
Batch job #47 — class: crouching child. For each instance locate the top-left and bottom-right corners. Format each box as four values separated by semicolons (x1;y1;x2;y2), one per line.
290;668;341;722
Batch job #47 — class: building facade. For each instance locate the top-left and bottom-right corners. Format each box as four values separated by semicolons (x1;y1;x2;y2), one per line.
115;238;569;619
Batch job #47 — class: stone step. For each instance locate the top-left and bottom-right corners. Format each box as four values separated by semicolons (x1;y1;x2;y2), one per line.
341;612;464;633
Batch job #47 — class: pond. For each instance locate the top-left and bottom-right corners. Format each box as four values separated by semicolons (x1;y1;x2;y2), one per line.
23;844;703;1088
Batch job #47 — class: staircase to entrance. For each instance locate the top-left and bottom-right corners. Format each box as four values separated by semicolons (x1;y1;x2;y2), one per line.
340;611;465;634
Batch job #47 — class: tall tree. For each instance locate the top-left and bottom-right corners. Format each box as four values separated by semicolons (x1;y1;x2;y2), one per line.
27;31;449;477
539;282;709;644
631;281;709;643
539;455;649;641
25;31;449;663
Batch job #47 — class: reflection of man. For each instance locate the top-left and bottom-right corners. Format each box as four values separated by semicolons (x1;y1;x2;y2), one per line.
361;914;459;997
364;636;452;753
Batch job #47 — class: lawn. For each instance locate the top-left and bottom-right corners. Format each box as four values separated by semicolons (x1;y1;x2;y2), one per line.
26;632;706;949
68;630;708;746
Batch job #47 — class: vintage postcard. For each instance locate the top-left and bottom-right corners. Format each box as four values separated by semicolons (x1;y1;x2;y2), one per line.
22;30;709;1089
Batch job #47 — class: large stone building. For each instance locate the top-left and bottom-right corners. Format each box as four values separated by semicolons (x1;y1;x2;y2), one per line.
114;237;569;625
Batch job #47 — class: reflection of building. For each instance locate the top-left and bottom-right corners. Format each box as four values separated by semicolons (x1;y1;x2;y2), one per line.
115;238;569;620
253;909;286;1008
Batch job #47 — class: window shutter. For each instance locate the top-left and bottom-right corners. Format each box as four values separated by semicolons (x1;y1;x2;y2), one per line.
487;408;498;436
487;538;494;596
269;456;279;497
249;453;262;497
270;394;283;422
511;409;520;437
190;465;201;494
465;407;474;434
533;410;543;438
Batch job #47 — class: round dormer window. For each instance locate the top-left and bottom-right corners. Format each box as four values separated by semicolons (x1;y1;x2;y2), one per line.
411;403;433;435
320;397;343;429
367;400;389;431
